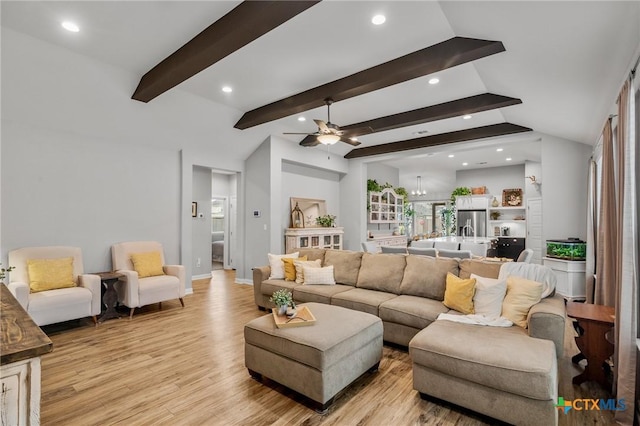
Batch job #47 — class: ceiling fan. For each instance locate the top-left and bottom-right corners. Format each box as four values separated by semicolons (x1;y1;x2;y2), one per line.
284;98;373;147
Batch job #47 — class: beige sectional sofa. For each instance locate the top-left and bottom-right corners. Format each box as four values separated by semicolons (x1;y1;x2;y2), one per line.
252;248;564;350
252;248;566;425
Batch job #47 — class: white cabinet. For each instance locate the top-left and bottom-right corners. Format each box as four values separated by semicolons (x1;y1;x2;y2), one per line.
543;257;586;300
369;189;403;223
367;235;407;249
456;195;490;210
285;227;344;253
1;358;42;426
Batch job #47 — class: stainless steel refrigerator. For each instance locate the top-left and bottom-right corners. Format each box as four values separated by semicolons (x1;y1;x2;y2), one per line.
457;209;487;238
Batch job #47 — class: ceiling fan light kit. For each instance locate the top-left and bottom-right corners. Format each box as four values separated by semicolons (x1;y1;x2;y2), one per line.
317;134;340;145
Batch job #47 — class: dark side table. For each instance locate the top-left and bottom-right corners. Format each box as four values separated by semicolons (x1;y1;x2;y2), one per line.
95;271;124;323
566;301;615;390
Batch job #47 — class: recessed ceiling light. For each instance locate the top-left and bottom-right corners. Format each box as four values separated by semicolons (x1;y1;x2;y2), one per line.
496;148;504;152
61;21;79;32
221;86;232;93
462;162;468;166
428;77;440;85
448;154;454;158
462;114;472;120
297;117;306;122
371;14;386;25
506;157;512;161
350;137;358;142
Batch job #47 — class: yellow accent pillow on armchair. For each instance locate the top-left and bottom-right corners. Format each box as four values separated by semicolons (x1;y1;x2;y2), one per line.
27;257;76;293
130;251;165;278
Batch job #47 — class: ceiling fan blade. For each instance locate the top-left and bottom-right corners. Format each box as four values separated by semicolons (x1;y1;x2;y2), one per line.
341;126;374;138
299;135;321;147
314;119;330;133
340;136;362;146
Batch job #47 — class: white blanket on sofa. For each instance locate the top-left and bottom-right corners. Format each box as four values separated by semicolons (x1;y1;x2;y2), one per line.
437;313;513;327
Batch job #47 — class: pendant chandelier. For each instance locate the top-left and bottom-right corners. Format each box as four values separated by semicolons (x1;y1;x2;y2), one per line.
411;176;426;196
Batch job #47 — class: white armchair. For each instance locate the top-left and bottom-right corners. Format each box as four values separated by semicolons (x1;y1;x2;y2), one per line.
111;241;185;318
7;246;101;326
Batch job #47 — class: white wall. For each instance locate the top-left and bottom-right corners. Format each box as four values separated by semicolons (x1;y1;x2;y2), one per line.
281;161;341;230
340;160;368;250
541;134;592;241
2;28;253;287
191;166;212;278
212;173;232;198
367;163;399;187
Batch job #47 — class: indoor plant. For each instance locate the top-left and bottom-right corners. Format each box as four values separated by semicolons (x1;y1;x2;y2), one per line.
316;214;336;227
270;289;295;315
0;263;14;284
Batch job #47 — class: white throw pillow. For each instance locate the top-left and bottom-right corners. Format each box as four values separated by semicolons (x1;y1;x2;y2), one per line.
471;274;507;319
302;265;336;285
268;252;299;279
294;259;322;284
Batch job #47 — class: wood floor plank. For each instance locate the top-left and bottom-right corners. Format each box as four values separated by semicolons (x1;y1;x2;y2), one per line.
37;270;615;425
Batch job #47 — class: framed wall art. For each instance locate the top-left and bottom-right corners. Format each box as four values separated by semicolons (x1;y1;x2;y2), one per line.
502;188;523;207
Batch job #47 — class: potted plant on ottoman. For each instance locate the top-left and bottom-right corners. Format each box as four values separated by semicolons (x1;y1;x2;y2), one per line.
270;289;295;316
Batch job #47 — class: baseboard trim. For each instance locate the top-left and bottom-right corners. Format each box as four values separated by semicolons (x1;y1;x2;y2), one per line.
185;288;194;296
192;273;212;280
235;279;253;285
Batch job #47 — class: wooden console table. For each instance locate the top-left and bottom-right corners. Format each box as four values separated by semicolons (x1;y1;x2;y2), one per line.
566;302;615;390
1;284;53;424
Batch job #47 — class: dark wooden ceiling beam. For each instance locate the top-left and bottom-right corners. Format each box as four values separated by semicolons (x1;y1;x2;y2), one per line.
298;93;521;146
344;123;532;159
235;36;505;129
132;1;321;103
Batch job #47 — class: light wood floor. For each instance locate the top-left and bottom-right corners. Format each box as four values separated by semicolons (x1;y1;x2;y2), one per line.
39;270;615;425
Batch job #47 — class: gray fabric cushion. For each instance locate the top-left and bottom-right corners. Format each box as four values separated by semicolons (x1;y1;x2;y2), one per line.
399;256;459;300
409;320;557;400
380;246;407;254
356;253;406;294
331;288;397;316
293;284;354;304
323;250;363;286
244;302;382;370
407;247;437;257
437;248;472;259
459;258;504;279
379;295;450;330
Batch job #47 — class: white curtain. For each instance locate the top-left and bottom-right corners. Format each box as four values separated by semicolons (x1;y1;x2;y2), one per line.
585;158;597;303
614;77;638;426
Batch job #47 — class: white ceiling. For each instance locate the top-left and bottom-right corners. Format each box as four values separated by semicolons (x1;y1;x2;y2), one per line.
2;1;639;186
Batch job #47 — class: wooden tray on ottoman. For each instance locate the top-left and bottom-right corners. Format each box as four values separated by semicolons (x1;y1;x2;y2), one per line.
272;306;316;328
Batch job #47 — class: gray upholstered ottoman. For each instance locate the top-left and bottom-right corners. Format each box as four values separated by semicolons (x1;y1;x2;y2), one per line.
244;302;383;411
409;320;558;426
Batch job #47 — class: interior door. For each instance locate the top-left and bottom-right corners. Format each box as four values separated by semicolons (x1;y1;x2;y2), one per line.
526;198;543;264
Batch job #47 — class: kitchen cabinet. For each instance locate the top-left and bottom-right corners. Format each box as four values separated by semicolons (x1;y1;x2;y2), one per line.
285;227;344;253
455;195;490;210
496;237;525;260
367;235;407;249
369;189;403;224
543;257;586;301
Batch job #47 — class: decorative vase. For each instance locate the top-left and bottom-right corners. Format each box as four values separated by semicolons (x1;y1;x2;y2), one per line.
491;197;500;207
277;305;288;316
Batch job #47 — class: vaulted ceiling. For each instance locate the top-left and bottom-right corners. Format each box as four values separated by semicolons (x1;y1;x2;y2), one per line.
2;1;639;169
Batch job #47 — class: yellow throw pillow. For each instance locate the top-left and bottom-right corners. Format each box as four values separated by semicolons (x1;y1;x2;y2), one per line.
501;275;544;328
27;257;76;293
130;251;165;278
443;273;476;314
282;256;307;281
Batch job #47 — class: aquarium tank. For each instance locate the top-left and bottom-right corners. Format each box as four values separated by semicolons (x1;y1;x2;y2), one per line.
546;239;586;261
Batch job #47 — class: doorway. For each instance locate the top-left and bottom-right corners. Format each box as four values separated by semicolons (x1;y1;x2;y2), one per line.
211;197;226;270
